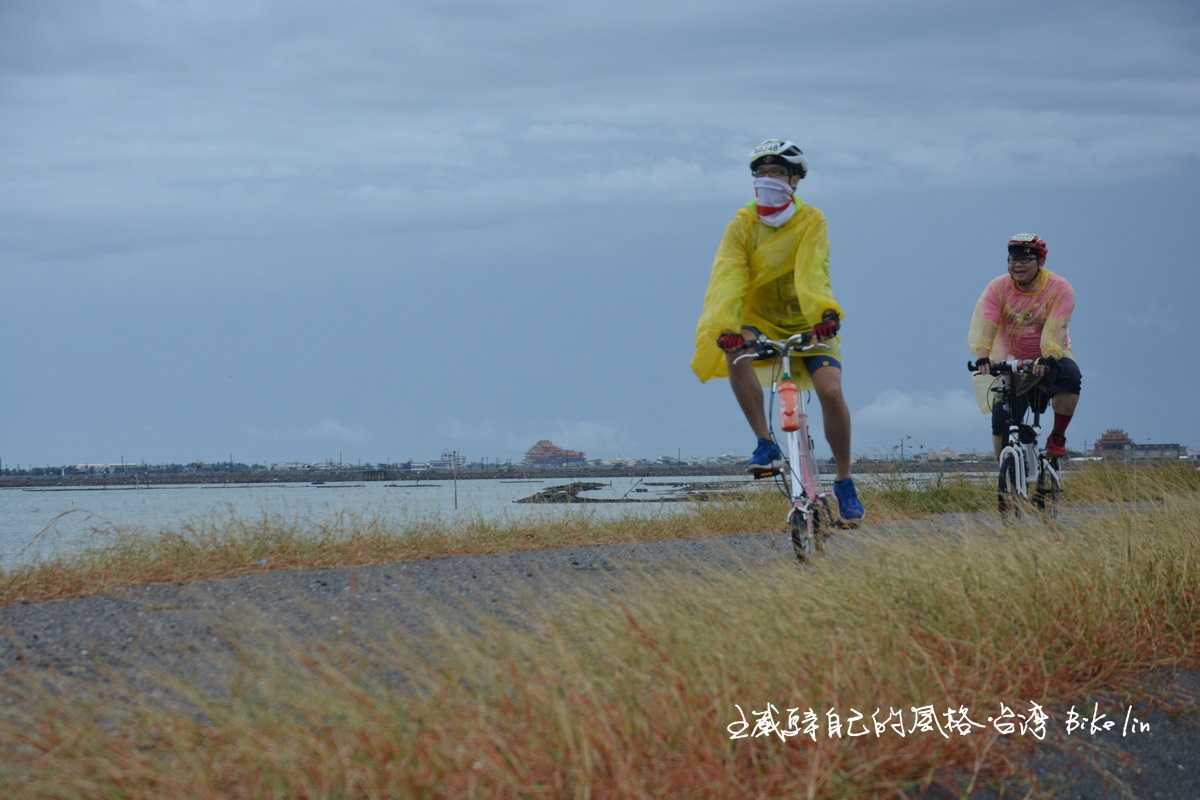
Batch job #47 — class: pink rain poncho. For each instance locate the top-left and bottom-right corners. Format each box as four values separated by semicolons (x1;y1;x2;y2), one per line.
967;268;1075;362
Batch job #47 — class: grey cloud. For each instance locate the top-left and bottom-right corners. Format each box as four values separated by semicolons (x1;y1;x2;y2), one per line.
2;0;1198;463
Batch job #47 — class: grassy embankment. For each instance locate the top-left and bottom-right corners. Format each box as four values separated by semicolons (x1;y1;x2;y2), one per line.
1;468;1197;797
2;462;1197;606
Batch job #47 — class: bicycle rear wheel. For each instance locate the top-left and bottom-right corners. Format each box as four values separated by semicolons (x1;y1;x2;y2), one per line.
998;453;1021;518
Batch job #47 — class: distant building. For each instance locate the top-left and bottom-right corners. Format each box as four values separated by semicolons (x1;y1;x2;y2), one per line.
599;458;641;467
524;440;586;467
1093;428;1186;460
72;463;146;474
1094;428;1134;455
429;450;466;470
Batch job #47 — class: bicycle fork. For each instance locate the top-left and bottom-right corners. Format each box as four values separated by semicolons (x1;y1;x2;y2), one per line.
786;418;818;507
1000;443;1029;499
1000;428;1062;512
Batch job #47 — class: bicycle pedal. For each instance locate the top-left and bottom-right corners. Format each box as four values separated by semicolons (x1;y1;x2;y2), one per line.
749;467;782;480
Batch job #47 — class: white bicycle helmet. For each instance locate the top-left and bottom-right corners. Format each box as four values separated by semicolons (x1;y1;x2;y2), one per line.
749;138;808;179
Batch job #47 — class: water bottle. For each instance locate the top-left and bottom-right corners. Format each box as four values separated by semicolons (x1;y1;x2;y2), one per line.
779;379;800;431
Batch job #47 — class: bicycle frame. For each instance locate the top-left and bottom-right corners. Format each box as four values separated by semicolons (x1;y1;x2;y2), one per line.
998;429;1060;500
977;361;1063;514
776;362;827;521
735;331;835;560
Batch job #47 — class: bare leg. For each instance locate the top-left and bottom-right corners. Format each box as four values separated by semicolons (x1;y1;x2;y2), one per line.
993;435;1004;460
726;350;769;440
810;364;852;480
1052;393;1079;416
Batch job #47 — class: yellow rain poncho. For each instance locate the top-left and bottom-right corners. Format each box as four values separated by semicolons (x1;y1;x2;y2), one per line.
691;198;844;391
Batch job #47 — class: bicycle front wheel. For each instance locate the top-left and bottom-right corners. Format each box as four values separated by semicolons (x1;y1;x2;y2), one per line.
814;495;834;551
789;509;817;564
998;453;1021;518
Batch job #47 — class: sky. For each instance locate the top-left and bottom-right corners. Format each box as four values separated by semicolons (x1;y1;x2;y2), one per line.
2;0;1198;467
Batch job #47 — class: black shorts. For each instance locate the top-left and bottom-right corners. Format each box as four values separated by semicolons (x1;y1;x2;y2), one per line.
991;357;1082;436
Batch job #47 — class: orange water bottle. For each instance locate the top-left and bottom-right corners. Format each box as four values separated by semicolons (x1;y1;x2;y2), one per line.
779;378;800;431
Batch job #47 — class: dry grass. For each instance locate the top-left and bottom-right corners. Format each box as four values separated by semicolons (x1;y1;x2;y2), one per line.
2;462;1196;607
1;487;1197;798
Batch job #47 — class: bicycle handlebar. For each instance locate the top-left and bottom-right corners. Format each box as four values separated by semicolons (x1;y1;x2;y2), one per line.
966;358;1039;376
733;332;831;366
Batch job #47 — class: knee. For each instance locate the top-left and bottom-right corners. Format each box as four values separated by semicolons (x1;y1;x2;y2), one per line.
815;381;846;410
1055;358;1082;394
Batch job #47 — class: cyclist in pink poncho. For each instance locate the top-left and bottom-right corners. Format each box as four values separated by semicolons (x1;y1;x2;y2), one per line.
967;233;1081;459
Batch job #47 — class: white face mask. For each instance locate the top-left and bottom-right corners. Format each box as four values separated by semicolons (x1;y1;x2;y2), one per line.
754;176;792;207
753;176;796;227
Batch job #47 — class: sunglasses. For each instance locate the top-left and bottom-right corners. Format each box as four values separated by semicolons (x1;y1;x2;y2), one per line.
1007;246;1038;260
753;166;791;178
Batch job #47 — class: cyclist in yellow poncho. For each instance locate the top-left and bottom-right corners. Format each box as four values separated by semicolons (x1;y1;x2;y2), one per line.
691;139;863;521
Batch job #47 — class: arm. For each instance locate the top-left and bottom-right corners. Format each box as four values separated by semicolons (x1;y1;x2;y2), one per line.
967;280;1002;362
699;214;752;337
791;211;844;327
690;214;752;381
1039;278;1075;360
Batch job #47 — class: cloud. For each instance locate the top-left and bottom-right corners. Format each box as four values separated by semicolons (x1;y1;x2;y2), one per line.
303;418;368;443
855;389;985;436
542;420;640;458
247;419;369;445
3;0;1199;466
5;0;1198;262
584;159;706;194
521;123;638;144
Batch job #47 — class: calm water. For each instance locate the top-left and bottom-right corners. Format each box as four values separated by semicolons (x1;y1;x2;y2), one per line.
0;472;985;569
0;475;748;568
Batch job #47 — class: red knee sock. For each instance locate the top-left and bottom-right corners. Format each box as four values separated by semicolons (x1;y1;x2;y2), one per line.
1052;412;1072;438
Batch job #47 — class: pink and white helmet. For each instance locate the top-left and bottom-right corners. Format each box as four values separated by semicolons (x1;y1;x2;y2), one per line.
1007;233;1048;264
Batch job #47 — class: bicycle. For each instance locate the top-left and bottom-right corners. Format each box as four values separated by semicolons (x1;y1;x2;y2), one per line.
733;330;837;563
967;358;1063;518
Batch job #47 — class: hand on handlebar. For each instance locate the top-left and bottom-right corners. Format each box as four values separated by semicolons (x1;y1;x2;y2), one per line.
812;311;840;342
717;332;750;352
1032;356;1057;378
968;357;1050;377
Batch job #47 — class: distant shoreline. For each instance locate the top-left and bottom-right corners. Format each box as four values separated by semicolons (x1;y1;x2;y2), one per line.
0;459;1011;489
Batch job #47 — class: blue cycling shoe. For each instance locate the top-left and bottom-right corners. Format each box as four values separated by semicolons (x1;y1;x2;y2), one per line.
833;477;865;521
747;437;783;470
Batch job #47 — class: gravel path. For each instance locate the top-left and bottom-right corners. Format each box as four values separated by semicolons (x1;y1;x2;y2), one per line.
1;507;1196;797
